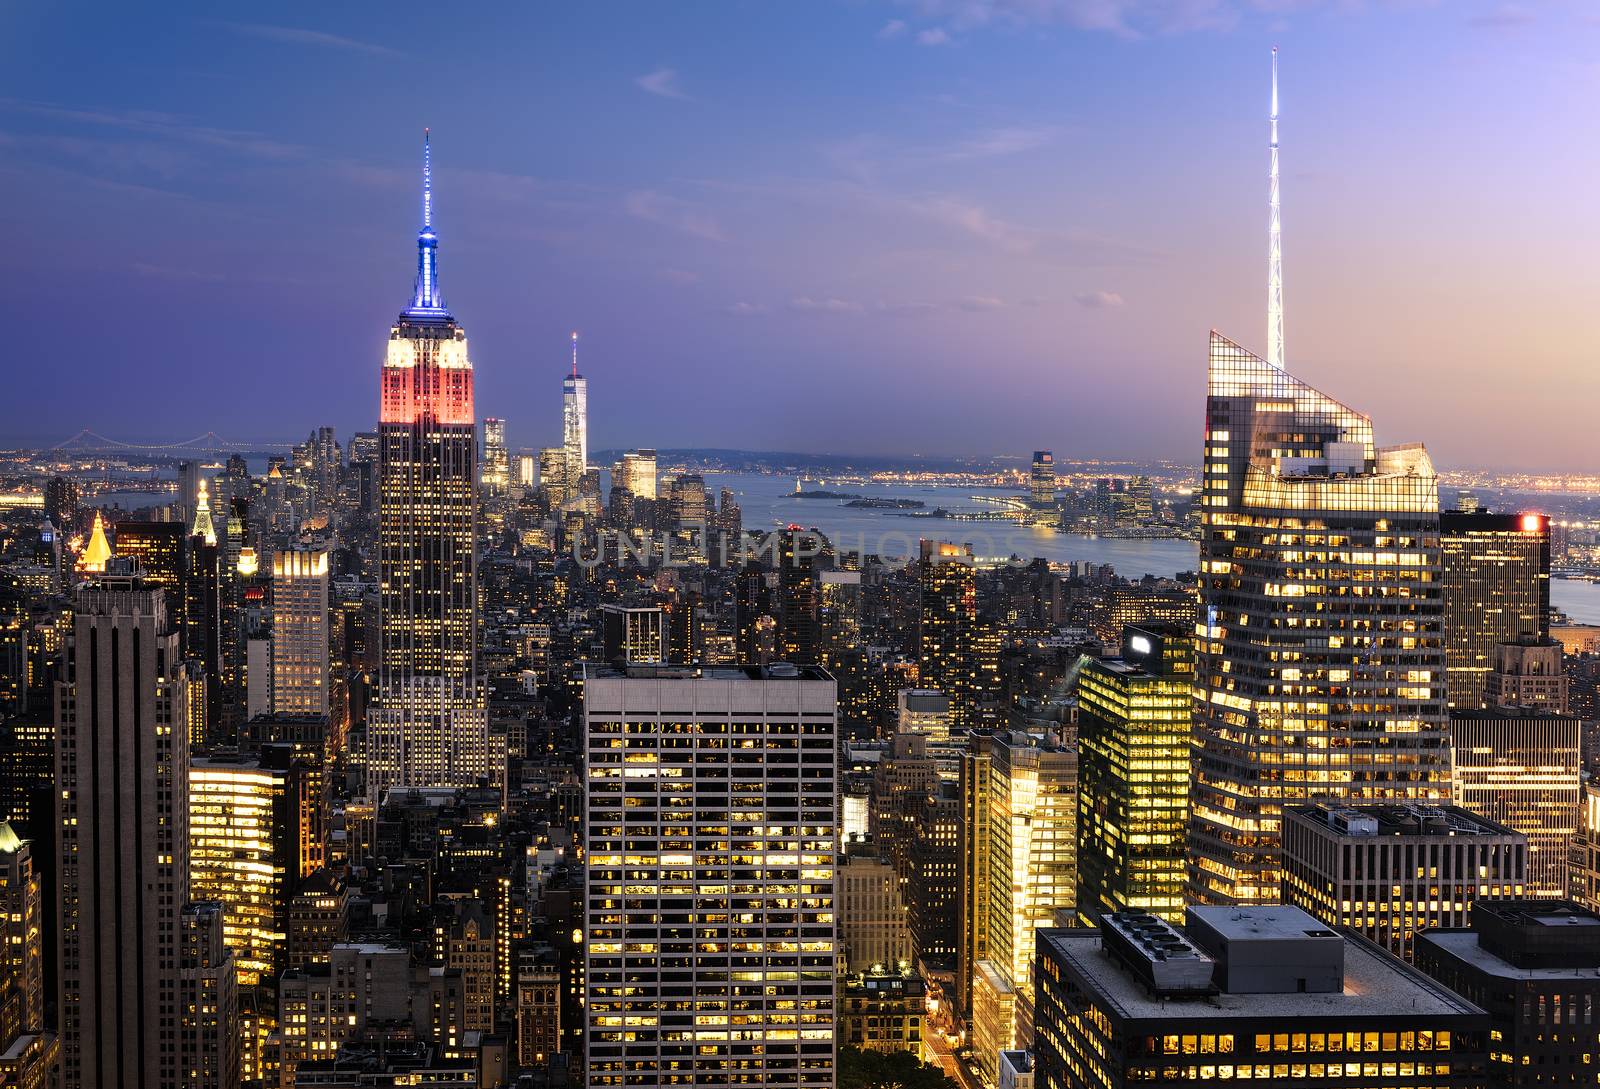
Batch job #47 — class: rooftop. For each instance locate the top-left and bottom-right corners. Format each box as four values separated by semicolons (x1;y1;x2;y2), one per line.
582;661;832;682
1287;802;1520;840
1040;927;1482;1022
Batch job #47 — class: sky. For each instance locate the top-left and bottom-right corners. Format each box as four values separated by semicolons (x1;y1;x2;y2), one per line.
4;1;1600;470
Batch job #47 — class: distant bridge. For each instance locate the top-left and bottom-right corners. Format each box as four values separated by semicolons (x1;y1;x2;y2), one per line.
47;430;295;453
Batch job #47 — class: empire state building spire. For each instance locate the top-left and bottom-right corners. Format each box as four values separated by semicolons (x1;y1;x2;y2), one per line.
1267;47;1283;370
409;128;448;317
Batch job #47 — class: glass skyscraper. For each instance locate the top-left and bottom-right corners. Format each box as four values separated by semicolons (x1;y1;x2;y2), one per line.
1189;331;1452;905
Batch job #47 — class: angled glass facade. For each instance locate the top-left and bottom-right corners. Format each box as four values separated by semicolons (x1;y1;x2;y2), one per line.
1190;331;1452;905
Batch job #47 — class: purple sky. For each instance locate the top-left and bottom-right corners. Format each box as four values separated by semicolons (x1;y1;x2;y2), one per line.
5;2;1600;470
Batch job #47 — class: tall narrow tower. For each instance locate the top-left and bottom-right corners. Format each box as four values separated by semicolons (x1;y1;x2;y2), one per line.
1267;46;1284;370
367;131;489;800
562;331;588;487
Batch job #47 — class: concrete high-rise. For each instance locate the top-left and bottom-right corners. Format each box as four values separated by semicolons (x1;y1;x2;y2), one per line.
271;549;329;717
1029;451;1054;505
919;540;984;732
1190;330;1452;905
481;416;509;495
1440;510;1549;709
582;663;837;1088
367;132;489;800
55;570;197;1088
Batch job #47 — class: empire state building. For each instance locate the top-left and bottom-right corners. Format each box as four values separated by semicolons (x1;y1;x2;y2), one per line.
367;131;489;799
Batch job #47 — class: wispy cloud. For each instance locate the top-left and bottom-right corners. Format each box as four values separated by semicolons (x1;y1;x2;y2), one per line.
636;68;690;100
133;262;225;283
909;196;1038;252
944;125;1056;160
789;296;865;314
1467;4;1535;29
878;19;909;38
1075;290;1125;308
917;27;953;45
958;295;1007;310
624;190;726;241
891;0;1248;39
725;301;769;315
213;21;402;57
660;267;701;285
0;99;304;159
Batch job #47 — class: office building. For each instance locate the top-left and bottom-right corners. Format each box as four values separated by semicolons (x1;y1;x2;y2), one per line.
1574;784;1600;913
838;847;910;972
0;823;53;1088
1074;624;1193;924
178;901;240;1089
919;540;988;732
1484;639;1569;711
965;730;1077;1082
368;133;490;800
896;688;951;744
908;779;960;965
583;663;837;1088
1192;329;1452;905
839;971;924;1056
1282;802;1526;961
481;416;509;494
1449;707;1581;897
1415;900;1600;1089
55;572;195;1088
1440;511;1549;709
1030;451;1055;505
598;604;667;664
271;549;329;716
778;529;824;663
563;332;588;486
539;445;570;507
1034;905;1489;1089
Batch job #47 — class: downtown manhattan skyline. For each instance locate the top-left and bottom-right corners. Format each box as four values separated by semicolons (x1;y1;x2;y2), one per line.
6;3;1600;471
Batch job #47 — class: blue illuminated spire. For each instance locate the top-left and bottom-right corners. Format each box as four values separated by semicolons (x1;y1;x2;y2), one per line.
408;128;449;318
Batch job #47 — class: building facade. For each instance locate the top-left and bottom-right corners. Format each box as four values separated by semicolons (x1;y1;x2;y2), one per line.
582;664;837;1088
55;574;196;1088
1449;708;1581;898
1282;802;1527;961
1191;331;1452;906
1415;900;1600;1089
271;549;329;716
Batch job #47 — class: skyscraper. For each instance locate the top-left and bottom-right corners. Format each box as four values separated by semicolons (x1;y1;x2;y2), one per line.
1074;624;1193;924
271;549;329;717
481;416;509;495
0;822;53;1086
918;540;981;732
1189;55;1450;904
55;571;196;1088
1029;451;1054;505
583;663;837;1088
563;332;588;488
1440;510;1549;709
368;132;489;800
1190;331;1451;905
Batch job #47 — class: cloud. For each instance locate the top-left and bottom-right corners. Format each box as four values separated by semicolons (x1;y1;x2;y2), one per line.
944;125;1055;160
1075;290;1125;308
891;0;1246;38
214;21;402;57
1467;4;1535;29
0;99;304;159
636;68;689;100
876;300;940;315
917;27;953;44
660;267;701;285
909;196;1038;252
725;301;769;315
788;296;865;314
878;19;909;37
624;190;727;241
958;295;1007;310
